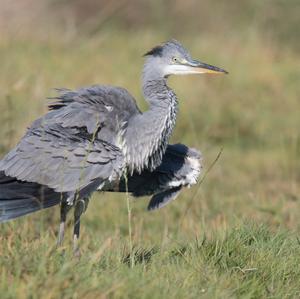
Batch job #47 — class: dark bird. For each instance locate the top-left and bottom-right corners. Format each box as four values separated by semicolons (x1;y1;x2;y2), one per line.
0;40;227;253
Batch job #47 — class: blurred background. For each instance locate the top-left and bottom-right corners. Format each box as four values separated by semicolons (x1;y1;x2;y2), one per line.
0;0;299;233
0;0;300;297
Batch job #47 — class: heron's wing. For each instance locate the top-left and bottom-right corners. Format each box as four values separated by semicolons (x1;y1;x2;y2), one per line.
155;143;201;173
147;186;182;211
120;143;201;196
0;124;124;194
146;144;201;210
47;85;141;143
0;85;141;193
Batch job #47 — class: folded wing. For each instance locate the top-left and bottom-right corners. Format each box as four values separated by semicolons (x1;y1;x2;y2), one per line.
0;86;141;195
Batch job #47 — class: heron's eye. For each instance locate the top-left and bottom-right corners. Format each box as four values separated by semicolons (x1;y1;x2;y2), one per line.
172;57;179;63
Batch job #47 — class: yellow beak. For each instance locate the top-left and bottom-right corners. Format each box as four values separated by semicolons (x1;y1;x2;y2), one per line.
188;60;228;74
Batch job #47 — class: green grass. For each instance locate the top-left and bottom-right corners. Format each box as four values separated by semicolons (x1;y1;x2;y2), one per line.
0;5;300;298
1;221;300;298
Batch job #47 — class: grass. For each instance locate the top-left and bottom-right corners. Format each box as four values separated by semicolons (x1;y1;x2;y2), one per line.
1;222;300;298
0;4;300;297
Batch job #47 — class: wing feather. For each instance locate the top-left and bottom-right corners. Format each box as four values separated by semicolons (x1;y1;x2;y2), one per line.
0;85;141;194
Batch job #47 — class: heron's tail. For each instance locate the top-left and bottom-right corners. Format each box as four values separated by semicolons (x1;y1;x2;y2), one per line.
0;171;61;223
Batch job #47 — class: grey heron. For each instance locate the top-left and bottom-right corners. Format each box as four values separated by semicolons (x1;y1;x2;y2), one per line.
0;40;227;252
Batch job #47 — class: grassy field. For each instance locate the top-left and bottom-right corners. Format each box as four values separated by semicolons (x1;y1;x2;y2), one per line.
0;1;300;298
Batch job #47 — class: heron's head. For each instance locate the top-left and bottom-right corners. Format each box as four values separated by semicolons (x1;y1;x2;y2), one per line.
144;39;228;78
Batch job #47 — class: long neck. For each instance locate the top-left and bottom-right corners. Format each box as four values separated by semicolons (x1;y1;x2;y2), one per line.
124;73;178;174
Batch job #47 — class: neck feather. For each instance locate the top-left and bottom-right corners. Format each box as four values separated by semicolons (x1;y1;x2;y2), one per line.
124;76;178;173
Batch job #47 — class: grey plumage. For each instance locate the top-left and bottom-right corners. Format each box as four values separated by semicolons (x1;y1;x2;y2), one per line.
0;86;137;198
0;39;227;251
110;143;202;209
0;172;63;222
0;143;201;222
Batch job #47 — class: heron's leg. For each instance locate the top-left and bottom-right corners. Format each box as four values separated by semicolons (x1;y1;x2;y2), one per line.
73;197;89;256
57;200;72;247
